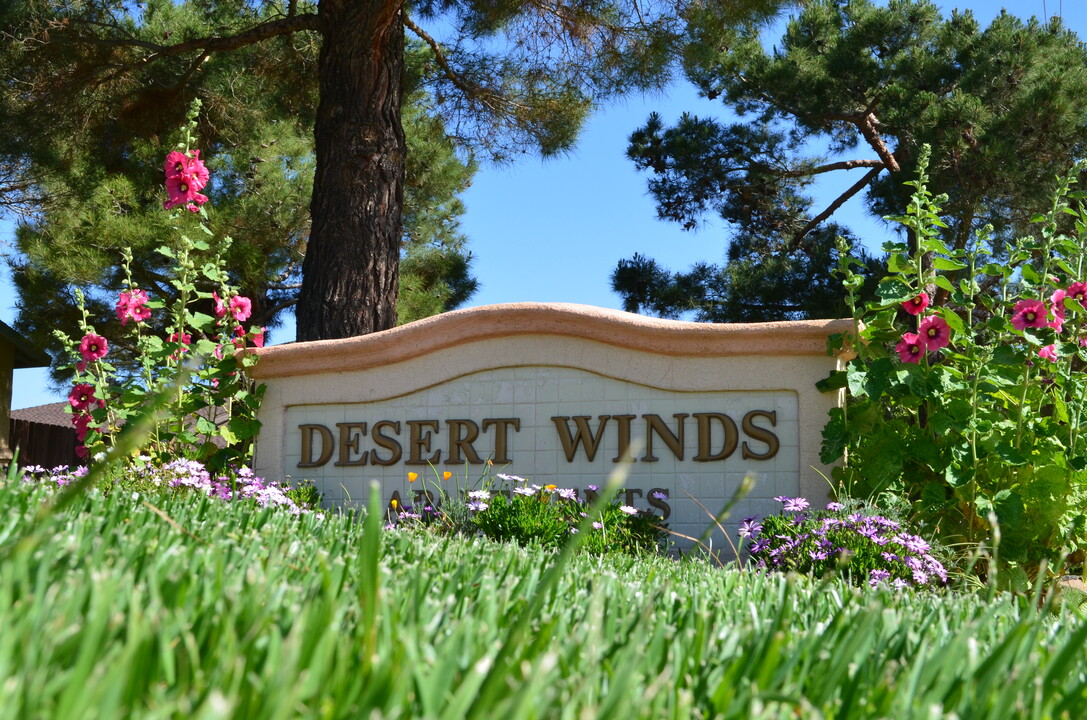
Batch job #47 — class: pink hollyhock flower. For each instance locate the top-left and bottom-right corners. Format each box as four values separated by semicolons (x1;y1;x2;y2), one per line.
68;383;98;411
895;332;926;364
918;315;951;351
232;324;265;349
229;295;252;323
78;333;109;363
212;292;227;319
1011;299;1047;331
164;150;209;189
1038;344;1059;363
163;172;209;211
75;444;89;460
72;413;92;442
168;332;192;361
1067;281;1087;309
1050;289;1067;333
116;289;151;325
902;292;930;316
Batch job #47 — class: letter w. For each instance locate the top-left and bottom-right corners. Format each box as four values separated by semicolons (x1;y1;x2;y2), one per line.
551;416;611;462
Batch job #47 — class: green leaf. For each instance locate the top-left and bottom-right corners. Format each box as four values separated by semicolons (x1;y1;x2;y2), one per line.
1021;264;1043;285
932;257;968;271
993;489;1026;528
980;263;1010;278
189;312;217;332
994;442;1028;466
219;425;239;445
876;278;915;304
991;345;1026;365
933;276;955;293
816;370;847;393
939;307;965;335
945;463;974;488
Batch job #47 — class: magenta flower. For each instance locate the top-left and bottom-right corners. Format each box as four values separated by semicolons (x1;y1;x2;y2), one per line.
68;383;99;412
163;149;210;211
163;150;209;190
1050;289;1067;333
212;292;227;319
902;292;930;316
78;333;108;363
1038;344;1058;363
164;172;209;211
1011;299;1047;331
918;315;951;351
229;295;252;323
71;412;91;442
1068;281;1087;309
116;289;151;325
895;332;925;363
251;326;265;348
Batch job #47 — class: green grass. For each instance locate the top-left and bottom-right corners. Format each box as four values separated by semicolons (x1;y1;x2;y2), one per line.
1;478;1086;719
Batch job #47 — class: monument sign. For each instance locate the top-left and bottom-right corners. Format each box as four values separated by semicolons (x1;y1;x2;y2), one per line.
250;303;849;548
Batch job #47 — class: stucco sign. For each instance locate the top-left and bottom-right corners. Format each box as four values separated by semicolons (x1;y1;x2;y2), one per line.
250;303;848;548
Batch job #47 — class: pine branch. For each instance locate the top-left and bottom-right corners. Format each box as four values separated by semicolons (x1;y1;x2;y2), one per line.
858;112;900;172
778;158;884;177
789;166;883;250
403;14;477;99
60;13;319;61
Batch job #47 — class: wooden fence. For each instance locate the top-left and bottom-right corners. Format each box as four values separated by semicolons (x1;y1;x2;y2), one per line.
9;419;82;469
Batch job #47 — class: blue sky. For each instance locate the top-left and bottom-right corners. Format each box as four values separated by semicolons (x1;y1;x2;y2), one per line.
1;0;1081;409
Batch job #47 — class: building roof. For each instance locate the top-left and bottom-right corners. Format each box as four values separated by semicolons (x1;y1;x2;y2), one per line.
0;319;50;369
11;402;71;428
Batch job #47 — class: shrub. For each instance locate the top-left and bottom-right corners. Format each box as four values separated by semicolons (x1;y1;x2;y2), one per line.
19;459;319;517
388;471;669;556
823;147;1087;577
742;496;949;591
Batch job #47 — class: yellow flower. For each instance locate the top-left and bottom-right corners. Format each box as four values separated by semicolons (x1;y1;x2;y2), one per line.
391;499;399;509
443;471;452;480
408;472;418;483
545;484;557;491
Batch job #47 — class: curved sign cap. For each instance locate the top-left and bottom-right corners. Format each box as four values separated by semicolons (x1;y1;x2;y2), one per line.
249;303;851;553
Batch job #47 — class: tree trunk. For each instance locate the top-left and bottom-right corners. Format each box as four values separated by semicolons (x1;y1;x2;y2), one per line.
296;0;405;341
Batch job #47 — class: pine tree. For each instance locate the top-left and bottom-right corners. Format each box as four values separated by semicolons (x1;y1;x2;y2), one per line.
615;0;1087;321
1;3;476;380
1;0;793;343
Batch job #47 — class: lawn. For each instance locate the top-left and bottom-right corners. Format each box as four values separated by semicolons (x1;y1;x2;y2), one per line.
2;477;1085;719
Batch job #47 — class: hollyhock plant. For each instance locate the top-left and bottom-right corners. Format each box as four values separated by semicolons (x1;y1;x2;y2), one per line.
57;103;265;471
78;333;108;363
895;332;925;363
902;292;930;316
824;149;1087;580
918;315;951;351
1010;298;1047;331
